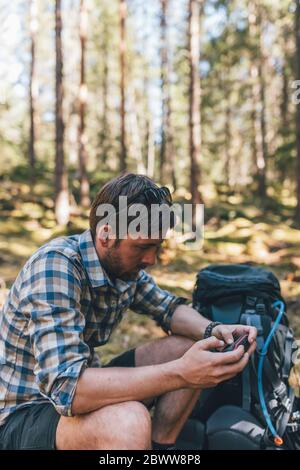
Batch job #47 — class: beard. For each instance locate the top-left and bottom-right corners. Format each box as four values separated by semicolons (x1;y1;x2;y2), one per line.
100;245;144;281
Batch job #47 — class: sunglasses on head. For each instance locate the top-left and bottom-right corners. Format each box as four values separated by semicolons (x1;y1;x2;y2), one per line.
126;186;172;206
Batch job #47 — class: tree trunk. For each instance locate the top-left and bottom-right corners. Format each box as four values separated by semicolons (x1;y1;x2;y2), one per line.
249;0;267;199
78;0;90;207
281;61;288;132
55;0;70;225
141;3;155;179
224;89;232;187
160;0;176;189
29;0;38;172
119;0;127;172
146;117;155;178
188;0;203;208
128;87;146;174
99;22;109;166
143;80;155;178
223;5;233;189
295;0;300;224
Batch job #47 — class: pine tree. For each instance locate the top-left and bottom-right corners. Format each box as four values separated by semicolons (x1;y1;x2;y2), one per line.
119;0;127;172
188;0;203;207
29;0;38;171
55;0;70;225
78;0;90;207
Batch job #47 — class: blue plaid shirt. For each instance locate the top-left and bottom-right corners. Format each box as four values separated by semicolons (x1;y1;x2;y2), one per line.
0;229;187;426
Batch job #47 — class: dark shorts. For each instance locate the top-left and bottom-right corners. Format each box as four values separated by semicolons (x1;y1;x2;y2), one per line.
0;348;135;450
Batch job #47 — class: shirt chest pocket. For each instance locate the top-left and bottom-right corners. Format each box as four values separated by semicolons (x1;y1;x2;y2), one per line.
91;299;126;322
112;294;134;324
87;290;133;328
112;301;127;324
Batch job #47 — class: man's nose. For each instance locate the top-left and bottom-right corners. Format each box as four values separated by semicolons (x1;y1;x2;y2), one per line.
141;252;157;267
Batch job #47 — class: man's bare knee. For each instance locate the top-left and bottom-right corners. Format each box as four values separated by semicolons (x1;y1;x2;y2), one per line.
95;401;152;449
167;335;195;354
56;401;152;450
117;401;152;449
136;334;195;367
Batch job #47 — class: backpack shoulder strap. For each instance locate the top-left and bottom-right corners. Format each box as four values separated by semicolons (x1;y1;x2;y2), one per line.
277;388;295;437
242;364;251;411
281;327;294;380
240;311;264;349
240;311;263;412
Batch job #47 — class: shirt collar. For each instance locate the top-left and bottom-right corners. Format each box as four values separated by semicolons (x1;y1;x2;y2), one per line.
78;229;137;292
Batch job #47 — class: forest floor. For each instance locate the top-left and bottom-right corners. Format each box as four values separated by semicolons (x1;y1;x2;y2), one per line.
0;177;299;393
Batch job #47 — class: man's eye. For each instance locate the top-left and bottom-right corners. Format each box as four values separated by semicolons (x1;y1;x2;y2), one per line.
136;245;161;252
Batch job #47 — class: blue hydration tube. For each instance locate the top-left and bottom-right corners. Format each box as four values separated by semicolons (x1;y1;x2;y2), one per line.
257;300;285;447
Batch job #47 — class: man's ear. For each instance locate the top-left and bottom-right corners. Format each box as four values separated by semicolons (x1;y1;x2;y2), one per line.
96;224;116;247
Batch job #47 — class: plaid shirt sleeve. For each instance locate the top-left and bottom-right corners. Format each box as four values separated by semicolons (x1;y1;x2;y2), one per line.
130;270;188;334
19;251;90;417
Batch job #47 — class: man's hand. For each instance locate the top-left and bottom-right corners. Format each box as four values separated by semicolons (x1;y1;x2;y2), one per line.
211;324;257;346
178;336;255;389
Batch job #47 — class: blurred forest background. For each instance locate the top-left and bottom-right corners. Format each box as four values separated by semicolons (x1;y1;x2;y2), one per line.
0;0;299;390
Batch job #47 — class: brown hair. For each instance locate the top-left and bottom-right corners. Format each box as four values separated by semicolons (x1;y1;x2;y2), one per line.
89;173;171;239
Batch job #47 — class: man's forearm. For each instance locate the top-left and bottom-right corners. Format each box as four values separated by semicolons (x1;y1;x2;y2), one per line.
170;304;210;341
72;359;183;415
